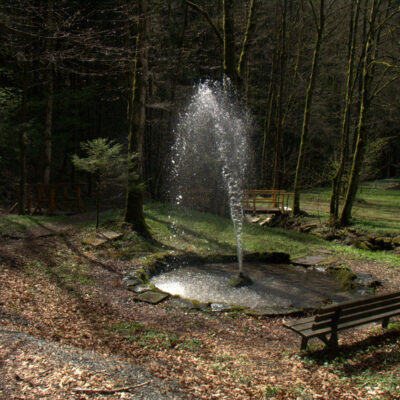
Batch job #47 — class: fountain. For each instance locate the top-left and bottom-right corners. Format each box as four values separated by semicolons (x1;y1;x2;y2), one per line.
169;79;251;283
135;80;367;313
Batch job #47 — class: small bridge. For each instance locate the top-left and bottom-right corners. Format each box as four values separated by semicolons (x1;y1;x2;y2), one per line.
242;190;292;214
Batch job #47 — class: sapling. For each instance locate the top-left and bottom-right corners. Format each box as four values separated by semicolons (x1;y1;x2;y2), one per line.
72;138;137;229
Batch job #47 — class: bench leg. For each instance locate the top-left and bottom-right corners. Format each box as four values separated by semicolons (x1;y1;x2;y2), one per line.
382;317;390;329
300;337;308;351
328;331;339;354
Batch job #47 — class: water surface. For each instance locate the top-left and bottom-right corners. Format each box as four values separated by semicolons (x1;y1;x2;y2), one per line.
151;263;359;313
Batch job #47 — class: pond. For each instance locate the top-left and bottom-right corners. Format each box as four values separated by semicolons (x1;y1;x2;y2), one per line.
150;262;363;314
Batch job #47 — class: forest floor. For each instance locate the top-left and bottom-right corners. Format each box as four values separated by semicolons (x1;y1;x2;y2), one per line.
0;204;399;400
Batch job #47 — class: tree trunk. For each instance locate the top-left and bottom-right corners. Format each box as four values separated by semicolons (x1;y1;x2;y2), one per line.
339;0;380;226
329;0;361;226
222;0;237;83
18;56;28;215
124;0;151;238
43;65;54;184
292;0;325;215
237;0;256;79
272;0;288;191
260;49;277;187
43;0;54;184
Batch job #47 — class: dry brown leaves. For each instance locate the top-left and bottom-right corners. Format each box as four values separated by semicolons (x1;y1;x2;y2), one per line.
0;233;399;399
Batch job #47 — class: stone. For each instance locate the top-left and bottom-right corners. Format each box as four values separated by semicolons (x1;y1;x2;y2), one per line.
392;235;400;247
136;291;169;304
228;273;253;287
82;237;108;247
292;255;330;267
300;223;318;232
210;303;234;312
129;285;152;294
98;231;123;240
82;231;123;247
168;297;208;310
353;239;375;251
355;273;381;288
374;237;393;250
125;278;140;288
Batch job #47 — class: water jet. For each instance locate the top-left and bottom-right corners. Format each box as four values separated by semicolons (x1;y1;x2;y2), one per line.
169;79;250;281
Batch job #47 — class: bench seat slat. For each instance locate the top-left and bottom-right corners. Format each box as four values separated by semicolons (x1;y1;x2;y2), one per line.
313;303;400;330
314;295;400;322
315;291;400;314
301;308;400;338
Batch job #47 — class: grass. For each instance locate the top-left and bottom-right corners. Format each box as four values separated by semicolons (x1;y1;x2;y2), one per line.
0;213;70;235
105;320;203;350
145;202;332;258
143;201;400;268
1;179;398;270
300;178;400;235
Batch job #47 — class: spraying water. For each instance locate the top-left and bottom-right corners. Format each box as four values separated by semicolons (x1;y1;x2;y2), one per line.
169;80;251;274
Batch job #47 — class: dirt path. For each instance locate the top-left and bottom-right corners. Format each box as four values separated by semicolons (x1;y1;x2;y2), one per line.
0;328;185;400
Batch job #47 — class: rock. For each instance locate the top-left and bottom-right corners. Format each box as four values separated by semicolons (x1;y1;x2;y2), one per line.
210;303;234;312
82;231;123;247
128;284;152;293
228;273;253;288
355;273;381;288
168;297;206;310
135;291;169;304
100;231;123;240
353;238;375;251
299;223;318;233
292;255;330;267
374;237;393;250
124;278;140;288
392;235;400;247
82;237;108;247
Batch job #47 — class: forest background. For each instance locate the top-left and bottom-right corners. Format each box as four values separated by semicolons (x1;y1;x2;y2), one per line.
1;0;399;230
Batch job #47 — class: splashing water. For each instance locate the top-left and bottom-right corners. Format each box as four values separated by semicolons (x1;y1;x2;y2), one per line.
169;80;251;273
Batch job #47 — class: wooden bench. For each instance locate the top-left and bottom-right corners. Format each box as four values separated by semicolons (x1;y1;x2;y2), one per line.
242;190;293;214
283;291;400;352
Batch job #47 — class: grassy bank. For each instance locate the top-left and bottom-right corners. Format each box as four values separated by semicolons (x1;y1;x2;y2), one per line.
300;178;400;235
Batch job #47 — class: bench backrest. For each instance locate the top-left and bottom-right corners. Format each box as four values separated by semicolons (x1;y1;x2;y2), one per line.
311;291;400;331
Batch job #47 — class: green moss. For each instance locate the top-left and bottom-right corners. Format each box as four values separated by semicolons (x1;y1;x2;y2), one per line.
228;273;253;288
328;266;357;290
134;268;149;284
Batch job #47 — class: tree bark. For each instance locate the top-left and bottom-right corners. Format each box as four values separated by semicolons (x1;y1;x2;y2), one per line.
124;0;151;238
222;0;237;83
339;0;380;226
237;0;256;79
329;0;361;226
272;0;288;191
43;0;54;184
292;0;325;215
43;65;54;184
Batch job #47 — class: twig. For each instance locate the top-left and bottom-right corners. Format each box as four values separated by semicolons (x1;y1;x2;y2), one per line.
71;380;151;394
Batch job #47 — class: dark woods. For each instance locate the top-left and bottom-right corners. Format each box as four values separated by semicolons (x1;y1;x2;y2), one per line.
0;0;399;227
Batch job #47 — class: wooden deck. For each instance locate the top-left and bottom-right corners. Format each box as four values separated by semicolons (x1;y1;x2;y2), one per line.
242;190;292;214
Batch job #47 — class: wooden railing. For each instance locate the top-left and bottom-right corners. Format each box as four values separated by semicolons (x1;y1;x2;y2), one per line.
9;183;85;215
242;189;293;214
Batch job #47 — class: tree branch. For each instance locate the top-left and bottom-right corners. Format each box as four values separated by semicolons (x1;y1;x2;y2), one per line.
72;381;151;394
185;0;223;44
